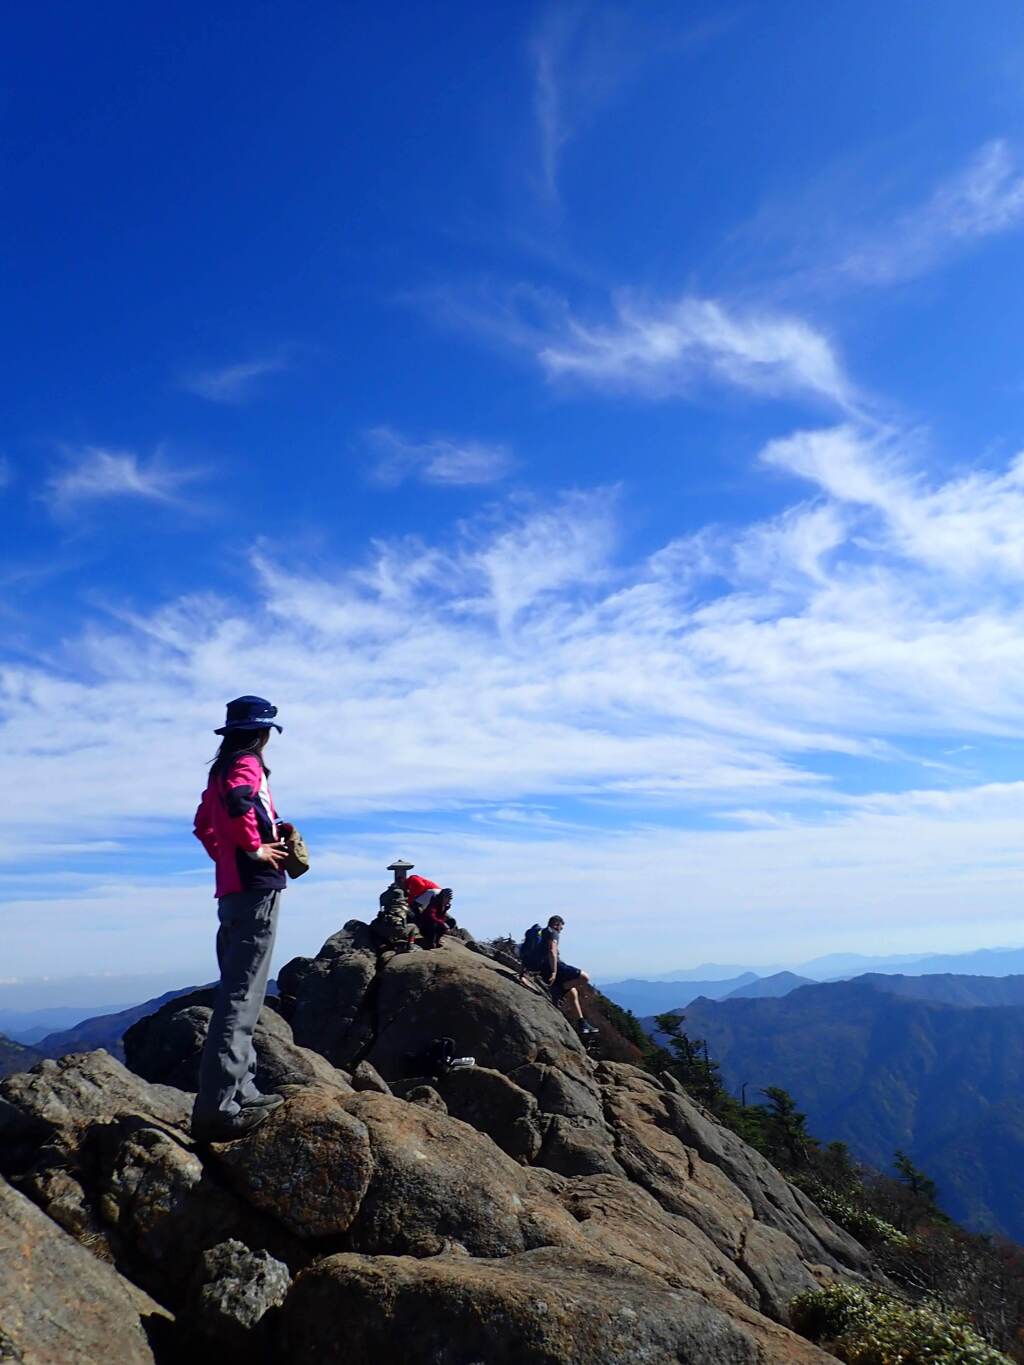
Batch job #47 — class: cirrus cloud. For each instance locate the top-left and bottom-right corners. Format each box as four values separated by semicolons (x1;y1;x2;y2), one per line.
365;426;515;488
10;426;1024;975
182;354;290;404
840;139;1024;285
45;446;202;516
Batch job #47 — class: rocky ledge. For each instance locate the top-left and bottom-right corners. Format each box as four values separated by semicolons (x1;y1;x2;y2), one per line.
0;927;873;1363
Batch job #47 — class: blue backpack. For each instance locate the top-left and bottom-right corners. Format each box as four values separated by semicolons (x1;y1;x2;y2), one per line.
519;923;545;969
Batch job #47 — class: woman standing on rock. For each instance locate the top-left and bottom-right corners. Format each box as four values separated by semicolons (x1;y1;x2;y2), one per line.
191;695;289;1142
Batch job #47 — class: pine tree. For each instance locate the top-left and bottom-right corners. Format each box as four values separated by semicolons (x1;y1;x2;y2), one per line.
654;1012;727;1109
759;1085;813;1171
893;1150;939;1205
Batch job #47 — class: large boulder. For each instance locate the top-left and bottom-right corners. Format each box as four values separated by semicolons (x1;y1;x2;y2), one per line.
0;1050;189;1172
512;1057;622;1176
122;989;351;1094
738;1220;821;1323
277;924;379;1067
88;1116;303;1301
0;1174;168;1365
209;1086;374;1239
657;1086;869;1272
281;930;592;1079
364;941;590;1078
280;929;623;1176
536;1113;625;1177
341;1091;578;1257
598;1063;866;1321
434;1065;543;1162
610;1090;753;1254
512;1059;607;1123
281;1246;836;1365
0;1051;298;1306
557;1173;757;1308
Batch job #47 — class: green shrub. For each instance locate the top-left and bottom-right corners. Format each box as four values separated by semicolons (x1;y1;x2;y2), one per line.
790;1282;1011;1365
797;1179;910;1248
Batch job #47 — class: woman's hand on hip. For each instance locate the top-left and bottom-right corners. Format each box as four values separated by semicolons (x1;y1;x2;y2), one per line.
255;841;288;868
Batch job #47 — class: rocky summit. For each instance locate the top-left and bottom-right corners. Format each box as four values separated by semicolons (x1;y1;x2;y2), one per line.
0;926;875;1364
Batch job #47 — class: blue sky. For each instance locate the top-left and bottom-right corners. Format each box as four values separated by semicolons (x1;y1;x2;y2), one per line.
6;1;1024;993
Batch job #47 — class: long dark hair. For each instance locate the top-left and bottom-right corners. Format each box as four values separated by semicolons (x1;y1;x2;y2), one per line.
209;729;271;782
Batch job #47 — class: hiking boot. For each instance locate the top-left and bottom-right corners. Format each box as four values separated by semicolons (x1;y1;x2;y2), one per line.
449;1056;476;1069
576;1020;599;1037
191;1106;271;1144
239;1091;284;1111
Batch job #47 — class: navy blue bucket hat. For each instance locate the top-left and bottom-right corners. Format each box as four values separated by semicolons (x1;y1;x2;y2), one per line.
214;695;283;735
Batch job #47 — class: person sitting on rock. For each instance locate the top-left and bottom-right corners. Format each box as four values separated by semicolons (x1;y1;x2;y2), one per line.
419;887;453;950
540;915;598;1036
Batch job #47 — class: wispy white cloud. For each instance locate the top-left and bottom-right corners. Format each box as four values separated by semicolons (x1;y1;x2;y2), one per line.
15;430;1024;836
45;446;201;515
422;280;856;410
530;4;573;204
762;423;1024;581
182;354;289;403
365;426;515;488
539;293;855;409
529;3;636;204
527;4;733;205
840;140;1024;284
13;428;1024;973
729;139;1024;301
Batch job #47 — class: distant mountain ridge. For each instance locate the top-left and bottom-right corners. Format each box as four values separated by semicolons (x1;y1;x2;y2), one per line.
599;944;1024;1002
854;972;1024;1007
725;971;814;1000
673;975;1024;1240
598;974;759;1016
0;1034;44;1079
656;963;774;982
0;1005;129;1044
600;971;813;1017
34;985;215;1062
0;971;209;1019
845;946;1024;980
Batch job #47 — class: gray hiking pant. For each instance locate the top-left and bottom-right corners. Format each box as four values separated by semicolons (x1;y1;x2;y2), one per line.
194;887;280;1122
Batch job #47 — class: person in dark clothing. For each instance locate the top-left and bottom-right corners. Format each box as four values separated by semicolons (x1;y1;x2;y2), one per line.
540;915;597;1036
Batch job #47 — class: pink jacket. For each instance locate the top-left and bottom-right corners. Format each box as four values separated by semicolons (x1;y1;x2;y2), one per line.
193;754;283;898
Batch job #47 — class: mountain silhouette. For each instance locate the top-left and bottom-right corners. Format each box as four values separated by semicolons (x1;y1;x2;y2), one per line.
0;1034;43;1079
726;972;815;1000
678;975;1024;1239
599;974;759;1016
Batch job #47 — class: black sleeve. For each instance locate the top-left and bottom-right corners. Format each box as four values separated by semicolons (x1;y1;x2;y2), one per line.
225;783;256;819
